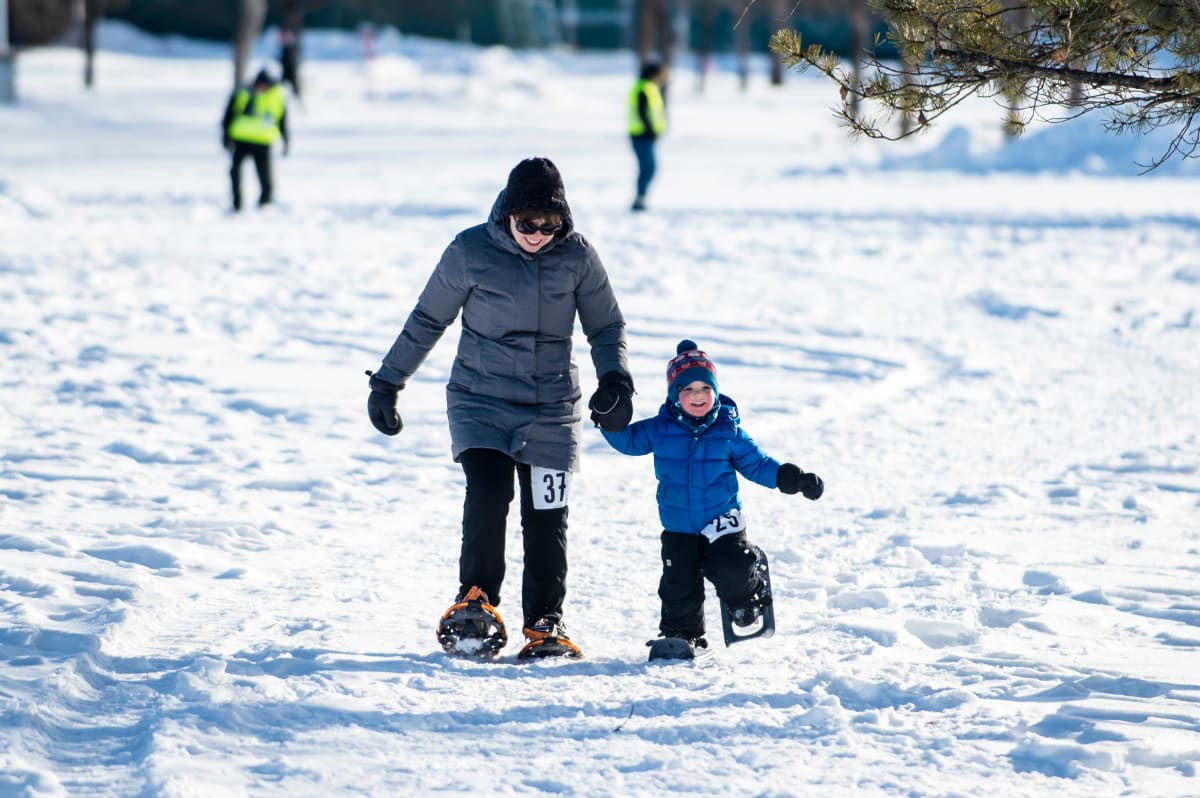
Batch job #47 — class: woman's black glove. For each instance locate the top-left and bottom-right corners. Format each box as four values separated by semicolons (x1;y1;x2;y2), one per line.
587;371;635;432
777;463;823;500
366;371;403;436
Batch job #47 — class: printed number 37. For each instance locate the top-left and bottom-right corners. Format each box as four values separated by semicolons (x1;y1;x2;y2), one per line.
543;472;567;504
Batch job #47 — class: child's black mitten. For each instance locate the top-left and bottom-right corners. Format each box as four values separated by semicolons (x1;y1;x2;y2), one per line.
777;463;823;500
366;371;403;436
588;371;635;432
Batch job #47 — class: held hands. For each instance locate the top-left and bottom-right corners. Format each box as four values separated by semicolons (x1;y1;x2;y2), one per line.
777;463;824;500
366;371;403;435
587;371;635;432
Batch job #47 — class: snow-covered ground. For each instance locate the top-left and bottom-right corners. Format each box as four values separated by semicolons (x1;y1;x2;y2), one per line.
2;22;1198;797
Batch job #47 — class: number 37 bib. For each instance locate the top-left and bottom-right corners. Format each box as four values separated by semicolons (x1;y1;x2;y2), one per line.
531;466;571;510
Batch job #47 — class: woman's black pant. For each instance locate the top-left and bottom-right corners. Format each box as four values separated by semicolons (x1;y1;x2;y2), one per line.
458;448;568;629
658;530;759;639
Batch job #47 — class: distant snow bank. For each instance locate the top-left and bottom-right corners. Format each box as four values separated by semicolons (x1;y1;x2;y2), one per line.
882;120;1200;177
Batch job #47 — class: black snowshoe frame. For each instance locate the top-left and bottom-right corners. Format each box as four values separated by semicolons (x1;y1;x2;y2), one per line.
647;636;710;661
436;592;507;660
718;544;776;647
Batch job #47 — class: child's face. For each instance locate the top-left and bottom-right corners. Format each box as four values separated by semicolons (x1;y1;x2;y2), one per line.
678;381;715;417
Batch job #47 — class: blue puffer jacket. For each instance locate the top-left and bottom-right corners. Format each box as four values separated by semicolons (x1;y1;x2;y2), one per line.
601;395;781;534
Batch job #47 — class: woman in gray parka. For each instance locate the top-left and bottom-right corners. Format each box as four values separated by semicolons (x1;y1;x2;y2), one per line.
367;157;635;659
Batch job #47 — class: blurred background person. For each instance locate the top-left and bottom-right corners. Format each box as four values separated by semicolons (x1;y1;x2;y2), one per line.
628;62;667;211
221;67;289;212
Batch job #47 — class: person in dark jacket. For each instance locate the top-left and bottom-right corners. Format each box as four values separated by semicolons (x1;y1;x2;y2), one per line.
628;62;667;211
221;68;289;211
367;157;635;659
278;29;301;99
600;340;824;652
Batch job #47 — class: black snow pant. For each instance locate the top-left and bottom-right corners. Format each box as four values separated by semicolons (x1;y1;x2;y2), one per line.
229;141;273;210
458;448;568;629
658;530;761;639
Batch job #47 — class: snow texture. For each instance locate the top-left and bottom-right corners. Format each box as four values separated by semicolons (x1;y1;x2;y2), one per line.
1;21;1199;798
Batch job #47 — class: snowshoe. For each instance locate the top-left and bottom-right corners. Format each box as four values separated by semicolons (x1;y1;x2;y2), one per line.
436;586;507;660
647;635;709;661
719;544;776;646
517;617;583;660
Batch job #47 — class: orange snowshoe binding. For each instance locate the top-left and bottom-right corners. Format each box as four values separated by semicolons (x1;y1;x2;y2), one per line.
436;586;507;659
517;617;583;660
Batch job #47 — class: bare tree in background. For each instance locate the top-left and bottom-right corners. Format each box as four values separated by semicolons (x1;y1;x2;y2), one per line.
233;0;267;89
733;3;749;89
82;0;103;88
636;0;675;95
767;0;789;85
698;0;881;94
694;0;717;90
8;0;75;46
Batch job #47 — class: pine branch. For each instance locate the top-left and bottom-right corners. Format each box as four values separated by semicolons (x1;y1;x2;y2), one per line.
932;47;1196;95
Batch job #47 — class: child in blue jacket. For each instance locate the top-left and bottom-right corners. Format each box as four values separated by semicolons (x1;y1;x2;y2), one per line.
601;340;824;649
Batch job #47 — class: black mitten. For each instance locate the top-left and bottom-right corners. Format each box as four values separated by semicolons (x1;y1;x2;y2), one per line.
587;371;635;432
366;371;403;435
777;463;824;500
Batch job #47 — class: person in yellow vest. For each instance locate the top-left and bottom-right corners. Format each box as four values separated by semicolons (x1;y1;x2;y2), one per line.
628;62;667;212
221;68;289;212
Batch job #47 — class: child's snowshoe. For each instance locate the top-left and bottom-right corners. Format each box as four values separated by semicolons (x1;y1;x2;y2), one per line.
517;617;583;660
647;635;710;661
719;544;775;646
436;586;507;659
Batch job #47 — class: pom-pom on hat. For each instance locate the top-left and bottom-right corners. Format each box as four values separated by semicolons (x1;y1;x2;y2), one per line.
666;339;718;402
499;157;570;219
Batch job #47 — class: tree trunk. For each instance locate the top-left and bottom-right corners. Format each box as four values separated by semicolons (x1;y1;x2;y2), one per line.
636;0;674;70
635;0;675;101
561;0;579;49
735;4;749;91
999;0;1031;139
850;1;869;122
695;0;716;92
234;0;267;90
769;0;787;85
1069;77;1084;106
83;0;102;89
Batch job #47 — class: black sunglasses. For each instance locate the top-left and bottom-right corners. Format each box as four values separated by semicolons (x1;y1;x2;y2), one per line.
514;218;562;236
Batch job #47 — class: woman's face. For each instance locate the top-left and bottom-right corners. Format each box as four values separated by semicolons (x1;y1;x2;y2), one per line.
509;214;562;254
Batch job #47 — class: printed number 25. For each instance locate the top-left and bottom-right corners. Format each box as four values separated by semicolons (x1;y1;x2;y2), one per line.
714;512;740;532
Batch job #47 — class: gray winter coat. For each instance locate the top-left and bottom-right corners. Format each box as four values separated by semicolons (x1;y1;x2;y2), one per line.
373;191;629;472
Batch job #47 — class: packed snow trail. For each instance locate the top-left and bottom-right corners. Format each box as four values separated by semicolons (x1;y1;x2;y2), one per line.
2;25;1199;797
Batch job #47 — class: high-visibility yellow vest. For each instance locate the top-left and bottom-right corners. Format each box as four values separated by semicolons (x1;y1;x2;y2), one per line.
628;79;666;136
227;85;286;145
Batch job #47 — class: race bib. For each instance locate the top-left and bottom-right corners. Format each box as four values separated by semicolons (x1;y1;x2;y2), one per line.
700;508;745;542
531;466;571;510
